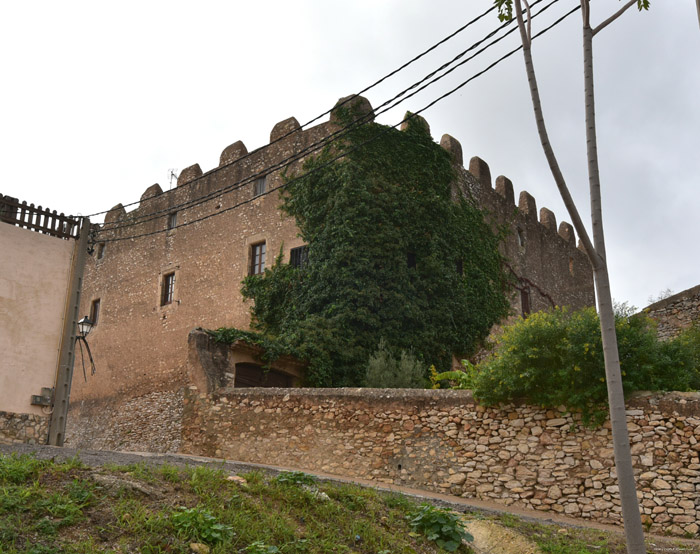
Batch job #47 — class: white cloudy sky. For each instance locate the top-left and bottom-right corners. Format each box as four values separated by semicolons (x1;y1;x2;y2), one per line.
1;0;698;309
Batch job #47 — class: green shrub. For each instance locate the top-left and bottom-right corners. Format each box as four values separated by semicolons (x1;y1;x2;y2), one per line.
365;338;426;388
171;506;234;545
408;503;472;552
473;307;699;425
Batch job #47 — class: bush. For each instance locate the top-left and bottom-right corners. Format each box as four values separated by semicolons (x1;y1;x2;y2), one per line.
365;339;426;388
408;503;472;552
473;307;699;425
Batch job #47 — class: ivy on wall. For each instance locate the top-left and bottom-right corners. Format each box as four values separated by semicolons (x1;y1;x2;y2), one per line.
233;111;510;386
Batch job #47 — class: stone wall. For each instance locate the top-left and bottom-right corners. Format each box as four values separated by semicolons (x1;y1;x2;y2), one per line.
0;411;49;445
644;284;700;340
181;387;700;537
65;389;183;453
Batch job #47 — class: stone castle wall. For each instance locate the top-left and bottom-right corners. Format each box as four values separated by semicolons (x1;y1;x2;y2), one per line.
70;95;593;412
644;284;700;340
181;387;700;537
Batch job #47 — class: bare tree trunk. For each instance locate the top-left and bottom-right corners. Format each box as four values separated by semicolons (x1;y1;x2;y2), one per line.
511;0;645;551
581;13;645;551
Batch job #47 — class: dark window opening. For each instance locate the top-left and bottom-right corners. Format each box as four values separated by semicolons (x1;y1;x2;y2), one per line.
96;242;105;260
253;176;267;197
407;252;417;269
167;212;177;230
90;299;101;325
517;227;526;247
161;272;175;306
520;288;531;317
250;242;266;275
234;363;293;388
289;245;309;269
456;259;463;276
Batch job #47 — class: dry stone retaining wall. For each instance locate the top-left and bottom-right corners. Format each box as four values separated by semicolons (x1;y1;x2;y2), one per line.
65;389;183;453
181;387;700;537
0;411;49;445
644;284;700;340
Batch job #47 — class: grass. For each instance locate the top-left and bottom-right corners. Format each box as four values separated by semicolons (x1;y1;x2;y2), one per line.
0;453;697;553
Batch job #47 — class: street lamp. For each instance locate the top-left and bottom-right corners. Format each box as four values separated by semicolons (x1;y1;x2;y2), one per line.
77;316;93;338
76;316;96;380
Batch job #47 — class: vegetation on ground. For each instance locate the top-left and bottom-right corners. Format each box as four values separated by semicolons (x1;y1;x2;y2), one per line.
438;307;700;425
214;106;510;387
1;453;696;553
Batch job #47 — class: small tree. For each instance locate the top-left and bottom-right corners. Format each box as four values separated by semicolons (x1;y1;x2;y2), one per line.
493;0;654;551
365;338;425;388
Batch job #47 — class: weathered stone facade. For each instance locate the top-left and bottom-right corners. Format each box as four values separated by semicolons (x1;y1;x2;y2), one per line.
66;95;594;445
0;411;49;445
181;387;700;537
644;284;700;340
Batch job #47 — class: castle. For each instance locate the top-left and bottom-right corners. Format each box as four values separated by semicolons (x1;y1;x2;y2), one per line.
65;95;594;449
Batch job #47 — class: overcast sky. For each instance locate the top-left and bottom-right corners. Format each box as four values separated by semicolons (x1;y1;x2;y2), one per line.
1;0;698;310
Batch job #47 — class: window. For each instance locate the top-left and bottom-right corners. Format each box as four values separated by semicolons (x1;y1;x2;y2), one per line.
407;252;417;269
96;242;105;260
520;288;531;317
517;227;526;247
161;272;175;306
250;242;266;275
289;245;309;269
253;176;267;198
167;212;177;230
90;299;100;325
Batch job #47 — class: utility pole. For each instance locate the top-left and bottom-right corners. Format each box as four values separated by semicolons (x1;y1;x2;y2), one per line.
48;218;90;446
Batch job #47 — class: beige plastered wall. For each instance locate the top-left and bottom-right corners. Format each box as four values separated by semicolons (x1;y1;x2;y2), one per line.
0;224;74;415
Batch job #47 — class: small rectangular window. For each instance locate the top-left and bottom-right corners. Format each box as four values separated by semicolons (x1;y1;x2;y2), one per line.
407;252;417;269
90;299;101;325
96;242;105;259
161;272;175;306
521;288;531;318
253;176;267;198
250;242;266;275
167;212;177;230
289;245;309;269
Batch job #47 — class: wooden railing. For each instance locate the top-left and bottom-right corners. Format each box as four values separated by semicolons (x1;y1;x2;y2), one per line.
0;194;80;239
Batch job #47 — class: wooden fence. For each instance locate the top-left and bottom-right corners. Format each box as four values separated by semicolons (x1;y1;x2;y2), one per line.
0;194;80;240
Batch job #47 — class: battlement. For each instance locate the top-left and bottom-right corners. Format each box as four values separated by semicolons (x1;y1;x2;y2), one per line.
100;94;583;258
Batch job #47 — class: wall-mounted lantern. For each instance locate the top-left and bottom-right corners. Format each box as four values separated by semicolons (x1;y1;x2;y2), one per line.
77;316;93;338
76;316;96;381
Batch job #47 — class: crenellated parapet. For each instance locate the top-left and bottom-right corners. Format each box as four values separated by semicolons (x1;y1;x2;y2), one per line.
93;93;592;315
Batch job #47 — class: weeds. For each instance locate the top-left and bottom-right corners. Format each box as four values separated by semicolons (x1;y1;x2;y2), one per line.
408;504;473;552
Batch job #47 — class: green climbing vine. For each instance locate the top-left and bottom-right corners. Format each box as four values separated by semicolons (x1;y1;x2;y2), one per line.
232;110;510;386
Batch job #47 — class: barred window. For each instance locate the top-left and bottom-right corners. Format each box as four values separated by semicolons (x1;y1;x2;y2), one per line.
289;245;309;269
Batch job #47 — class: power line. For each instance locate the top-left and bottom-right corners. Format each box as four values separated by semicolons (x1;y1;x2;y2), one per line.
96;1;556;234
96;2;581;244
83;5;498;219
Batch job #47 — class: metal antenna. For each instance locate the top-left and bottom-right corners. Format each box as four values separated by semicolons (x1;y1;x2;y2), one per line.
168;169;179;190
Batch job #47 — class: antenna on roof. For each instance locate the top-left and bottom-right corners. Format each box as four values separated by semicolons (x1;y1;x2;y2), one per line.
168;169;180;190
